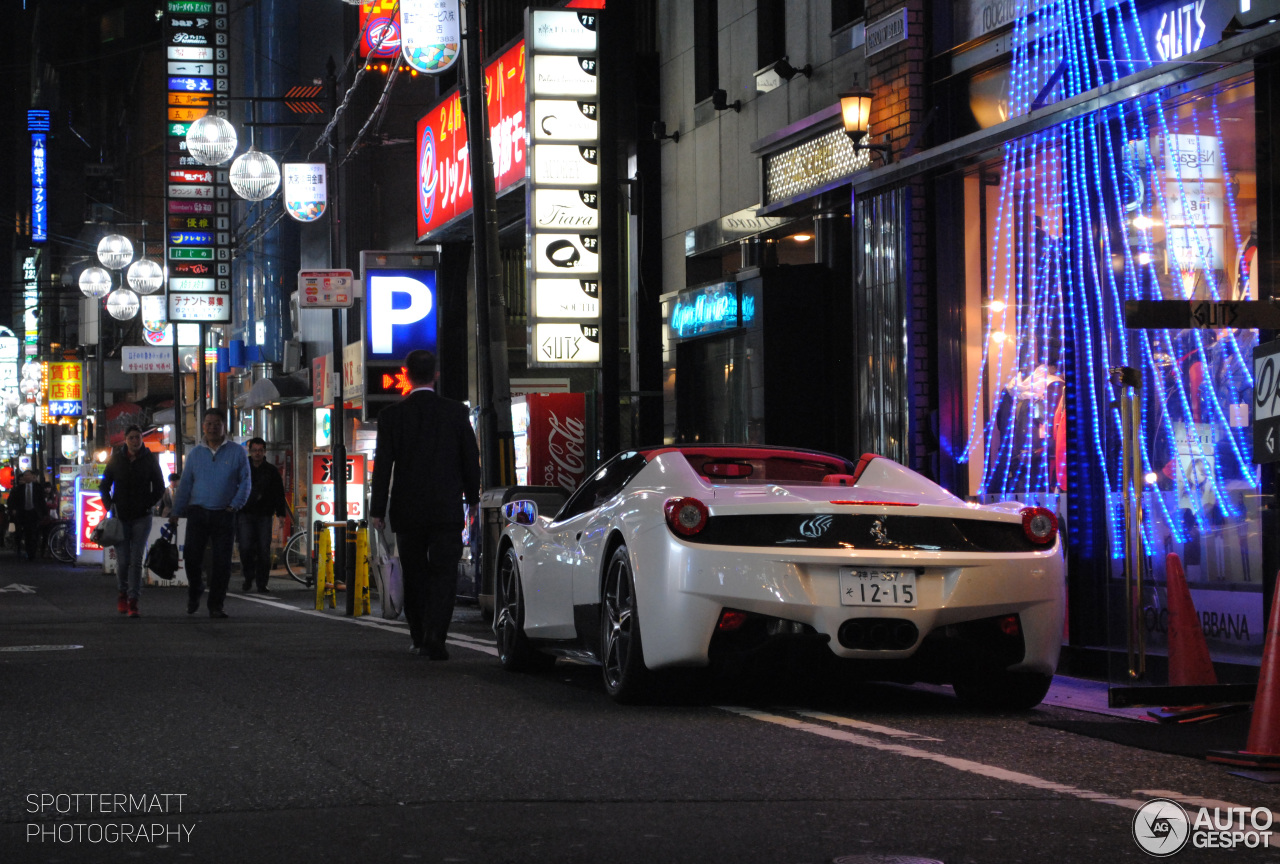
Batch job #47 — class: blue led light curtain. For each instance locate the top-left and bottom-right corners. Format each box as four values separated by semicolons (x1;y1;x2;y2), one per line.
960;0;1261;588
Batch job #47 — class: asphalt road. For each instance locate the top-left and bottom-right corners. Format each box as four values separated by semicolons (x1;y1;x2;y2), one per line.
1;554;1277;864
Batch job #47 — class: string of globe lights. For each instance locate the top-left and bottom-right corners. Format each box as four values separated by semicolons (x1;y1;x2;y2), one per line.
77;230;164;321
205;0;405;255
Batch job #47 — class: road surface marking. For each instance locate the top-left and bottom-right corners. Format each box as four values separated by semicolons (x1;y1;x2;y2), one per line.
0;644;83;652
0;583;38;593
1134;789;1254;814
230;593;498;655
720;707;1145;811
792;710;943;741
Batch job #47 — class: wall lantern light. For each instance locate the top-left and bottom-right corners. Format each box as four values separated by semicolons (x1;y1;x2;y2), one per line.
79;266;113;298
839;90;892;163
97;234;134;269
229;147;282;201
186;114;239;166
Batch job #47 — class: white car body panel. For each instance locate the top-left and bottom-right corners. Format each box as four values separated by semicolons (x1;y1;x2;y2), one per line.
501;448;1066;678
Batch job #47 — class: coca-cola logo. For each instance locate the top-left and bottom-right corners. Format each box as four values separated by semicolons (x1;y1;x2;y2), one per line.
544;411;587;492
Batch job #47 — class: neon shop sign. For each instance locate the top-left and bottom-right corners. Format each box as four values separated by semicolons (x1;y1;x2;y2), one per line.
670;283;756;339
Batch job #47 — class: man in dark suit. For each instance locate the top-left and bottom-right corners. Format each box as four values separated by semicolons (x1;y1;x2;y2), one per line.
7;470;50;560
370;349;481;661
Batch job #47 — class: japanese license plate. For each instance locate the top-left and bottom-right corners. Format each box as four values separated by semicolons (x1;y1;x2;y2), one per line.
839;568;917;607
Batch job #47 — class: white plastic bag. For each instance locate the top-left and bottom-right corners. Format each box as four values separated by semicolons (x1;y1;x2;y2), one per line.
370;526;403;620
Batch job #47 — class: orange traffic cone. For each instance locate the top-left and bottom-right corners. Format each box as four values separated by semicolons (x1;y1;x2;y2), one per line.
1165;552;1217;687
1208;572;1280;770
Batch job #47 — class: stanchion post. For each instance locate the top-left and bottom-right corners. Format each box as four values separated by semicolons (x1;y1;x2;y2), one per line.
354;523;369;617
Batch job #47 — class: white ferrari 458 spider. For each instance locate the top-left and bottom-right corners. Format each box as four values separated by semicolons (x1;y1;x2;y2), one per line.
494;446;1064;707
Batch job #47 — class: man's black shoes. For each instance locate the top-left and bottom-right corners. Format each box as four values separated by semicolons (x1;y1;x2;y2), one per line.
426;645;449;661
187;598;199;614
209;609;229;619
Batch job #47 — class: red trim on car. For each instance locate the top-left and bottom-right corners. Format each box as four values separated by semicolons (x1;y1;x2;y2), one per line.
828;500;919;507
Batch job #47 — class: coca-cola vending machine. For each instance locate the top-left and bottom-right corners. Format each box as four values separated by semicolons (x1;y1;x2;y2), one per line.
522;393;588;495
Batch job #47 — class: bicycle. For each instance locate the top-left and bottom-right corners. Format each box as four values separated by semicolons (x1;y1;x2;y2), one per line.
280;530;313;586
46;520;75;563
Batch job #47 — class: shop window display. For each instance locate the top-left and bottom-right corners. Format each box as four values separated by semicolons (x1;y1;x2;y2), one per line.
959;63;1262;604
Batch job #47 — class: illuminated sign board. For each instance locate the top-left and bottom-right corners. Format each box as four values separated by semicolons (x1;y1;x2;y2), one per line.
359;4;402;58
415;39;526;238
360;251;441;418
364;270;438;359
283;163;327;222
31;133;46;243
46;362;83;417
527;9;601;368
30;110;48;244
401;0;460;73
531;322;601;365
298;269;354;308
530;54;598;96
140;296;200;346
0;328;19;411
163;0;230;324
168;292;230;322
532;189;598;230
533;233;599;275
531;99;598;141
532;279;600;319
530;9;600;52
668;282;755;339
23;255;39;349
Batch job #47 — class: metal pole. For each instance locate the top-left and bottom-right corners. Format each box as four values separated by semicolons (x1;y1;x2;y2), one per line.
327;57;350;615
172;332;184;465
460;0;514;488
96;297;106;451
1114;366;1145;680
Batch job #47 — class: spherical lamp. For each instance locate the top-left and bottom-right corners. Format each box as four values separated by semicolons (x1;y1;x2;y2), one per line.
106;288;141;321
229;147;281;201
16;402;36;421
186;114;239;166
79;266;113;298
126;258;165;295
19;378;40;397
97;234;134;269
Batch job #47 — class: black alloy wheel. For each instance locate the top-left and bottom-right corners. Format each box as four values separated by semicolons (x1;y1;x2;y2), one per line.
600;544;653;702
495;546;554;672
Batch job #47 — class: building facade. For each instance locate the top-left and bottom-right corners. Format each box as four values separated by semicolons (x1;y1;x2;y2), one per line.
656;0;1280;682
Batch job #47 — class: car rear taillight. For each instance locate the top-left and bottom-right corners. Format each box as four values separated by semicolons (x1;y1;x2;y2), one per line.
998;614;1021;637
1021;507;1057;545
664;496;709;536
717;610;748;631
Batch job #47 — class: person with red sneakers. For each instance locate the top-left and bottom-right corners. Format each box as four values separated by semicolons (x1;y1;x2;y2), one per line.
100;425;166;618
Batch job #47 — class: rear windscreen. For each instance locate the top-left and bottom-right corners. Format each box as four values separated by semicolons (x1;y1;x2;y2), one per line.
676;450;854;484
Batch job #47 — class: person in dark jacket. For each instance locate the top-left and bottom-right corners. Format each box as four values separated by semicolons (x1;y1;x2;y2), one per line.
370;349;481;660
237;438;292;592
7;469;50;560
100;425;166;617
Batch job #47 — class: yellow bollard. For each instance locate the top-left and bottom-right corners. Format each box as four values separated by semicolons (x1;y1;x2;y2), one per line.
315;525;336;610
354;525;370;617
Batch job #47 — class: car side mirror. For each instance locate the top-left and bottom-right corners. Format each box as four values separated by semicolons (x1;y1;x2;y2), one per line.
502;500;539;526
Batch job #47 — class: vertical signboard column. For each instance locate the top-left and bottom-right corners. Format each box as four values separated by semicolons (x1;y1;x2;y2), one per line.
526;9;601;368
163;1;233;327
